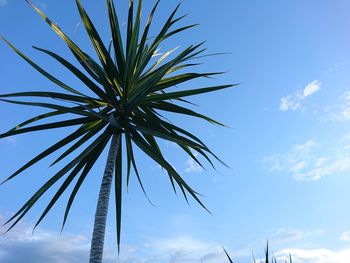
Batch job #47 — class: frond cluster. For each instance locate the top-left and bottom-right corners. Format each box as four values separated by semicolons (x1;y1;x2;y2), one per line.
0;0;233;247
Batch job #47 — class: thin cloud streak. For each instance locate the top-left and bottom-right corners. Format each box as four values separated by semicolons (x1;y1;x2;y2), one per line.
268;228;323;243
321;91;350;121
340;231;350;242
279;80;321;112
275;247;350;263
185;153;204;173
262;137;350;181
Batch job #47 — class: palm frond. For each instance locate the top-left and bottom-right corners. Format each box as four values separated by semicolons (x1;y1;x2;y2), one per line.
1;0;233;251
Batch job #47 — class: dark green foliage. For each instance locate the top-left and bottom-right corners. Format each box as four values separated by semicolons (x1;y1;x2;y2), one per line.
0;0;233;249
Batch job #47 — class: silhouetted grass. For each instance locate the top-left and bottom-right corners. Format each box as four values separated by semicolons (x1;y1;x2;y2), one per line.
224;242;293;263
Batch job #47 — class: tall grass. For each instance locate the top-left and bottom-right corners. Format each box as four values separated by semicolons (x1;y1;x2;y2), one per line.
224;243;293;263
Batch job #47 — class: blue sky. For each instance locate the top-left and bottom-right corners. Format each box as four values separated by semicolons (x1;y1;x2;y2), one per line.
1;0;350;262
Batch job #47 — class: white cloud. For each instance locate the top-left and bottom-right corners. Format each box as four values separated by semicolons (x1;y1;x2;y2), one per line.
340;231;350;242
303;81;322;97
0;215;234;263
314;157;328;168
279;80;321;111
185;153;204;173
0;0;7;6
262;140;316;173
262;137;350;181
280;94;303;111
275;247;350;263
340;133;350;142
2;215;347;263
0;220;348;263
268;228;323;243
293;157;350;181
146;236;246;263
151;236;212;252
322;91;350;121
0;229;90;263
0;215;120;263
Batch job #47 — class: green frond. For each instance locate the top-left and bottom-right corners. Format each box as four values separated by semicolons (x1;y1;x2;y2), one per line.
107;0;125;76
33;47;108;100
223;248;233;263
3;127;112;232
0;35;84;96
61;134;110;231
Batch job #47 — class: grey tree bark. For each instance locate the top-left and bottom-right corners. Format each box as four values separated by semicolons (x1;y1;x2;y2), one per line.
89;133;120;263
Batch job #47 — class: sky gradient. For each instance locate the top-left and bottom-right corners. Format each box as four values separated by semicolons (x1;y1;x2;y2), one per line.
1;0;350;262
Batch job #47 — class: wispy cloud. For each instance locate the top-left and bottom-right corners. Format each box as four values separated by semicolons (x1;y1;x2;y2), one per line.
0;0;7;6
279;94;303;111
0;214;121;263
0;215;343;263
1;137;17;147
185;153;204;173
33;1;47;11
262;140;317;179
340;231;350;242
268;228;323;243
152;236;212;252
0;215;234;263
303;81;322;97
262;137;350;181
146;236;248;263
322;91;350;121
275;247;350;263
1;219;346;263
279;80;321;111
0;227;90;262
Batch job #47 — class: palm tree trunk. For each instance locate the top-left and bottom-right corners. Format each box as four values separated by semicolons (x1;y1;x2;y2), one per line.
89;133;120;263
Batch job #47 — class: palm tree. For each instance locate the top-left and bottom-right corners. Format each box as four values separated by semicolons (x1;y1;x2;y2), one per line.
0;0;233;262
